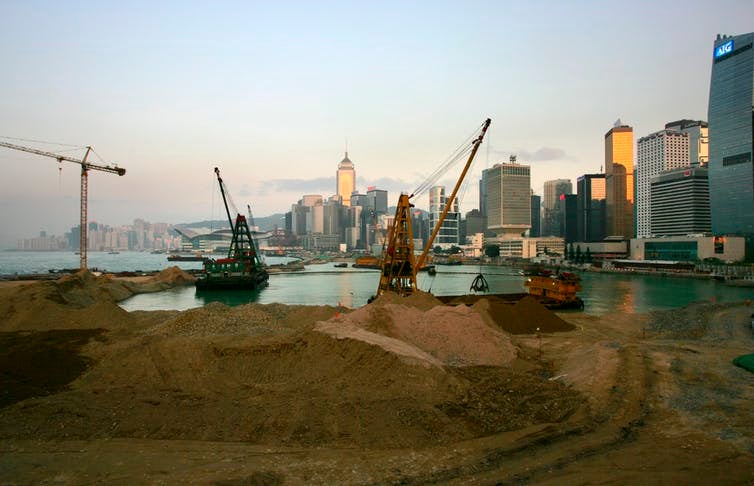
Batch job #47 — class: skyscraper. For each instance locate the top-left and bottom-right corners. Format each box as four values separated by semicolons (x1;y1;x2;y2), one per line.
542;179;572;236
650;167;711;236
428;186;460;247
576;174;606;242
336;152;356;207
665;119;709;166
485;156;531;238
636;129;690;238
605;123;634;239
530;194;541;237
708;32;754;237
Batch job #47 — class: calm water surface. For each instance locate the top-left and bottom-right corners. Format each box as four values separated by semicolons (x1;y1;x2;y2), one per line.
122;263;754;315
2;252;752;314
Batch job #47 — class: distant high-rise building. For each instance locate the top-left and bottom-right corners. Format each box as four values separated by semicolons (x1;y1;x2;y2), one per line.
485;156;531;238
336;152;356;207
479;171;489;217
465;209;486;240
651;166;711;236
543;179;572;236
366;188;388;214
636;129;690;238
563;194;578;243
576;174;607;242
665;119;709;166
708;32;754;237
530;194;541;237
605;123;634;239
428;186;460;248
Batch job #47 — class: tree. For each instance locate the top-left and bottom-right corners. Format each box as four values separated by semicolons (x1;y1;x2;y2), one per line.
567;243;575;261
448;245;462;254
575;245;583;264
585;247;592;263
433;245;443;254
484;244;500;258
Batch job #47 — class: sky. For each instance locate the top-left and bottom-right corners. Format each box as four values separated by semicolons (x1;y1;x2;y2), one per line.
1;0;753;248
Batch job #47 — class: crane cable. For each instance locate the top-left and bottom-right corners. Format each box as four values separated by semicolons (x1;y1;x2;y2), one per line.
411;120;485;198
0;135;84;149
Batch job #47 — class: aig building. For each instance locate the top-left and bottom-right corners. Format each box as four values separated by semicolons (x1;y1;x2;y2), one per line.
708;32;754;240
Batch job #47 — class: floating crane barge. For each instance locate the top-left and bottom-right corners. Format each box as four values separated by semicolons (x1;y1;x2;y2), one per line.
195;167;268;291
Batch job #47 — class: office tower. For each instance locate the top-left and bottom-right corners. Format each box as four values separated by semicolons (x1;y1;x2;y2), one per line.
543;179;572;236
366;188;388;214
485;156;531;237
465;209;485;239
605;123;634;239
563;194;578;243
636;130;690;238
336;152;356;207
576;174;607;242
665;120;709;166
650;166;711;236
708;32;754;236
479;171;489;217
530;194;541;237
428;186;460;247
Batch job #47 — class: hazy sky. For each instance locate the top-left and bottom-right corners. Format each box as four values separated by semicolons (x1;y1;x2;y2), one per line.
1;0;752;247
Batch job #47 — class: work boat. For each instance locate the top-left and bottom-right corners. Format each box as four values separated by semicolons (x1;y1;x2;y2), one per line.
195;167;269;291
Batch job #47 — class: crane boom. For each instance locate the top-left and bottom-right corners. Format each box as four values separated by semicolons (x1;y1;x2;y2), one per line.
415;118;490;275
0;140;126;270
0;141;125;175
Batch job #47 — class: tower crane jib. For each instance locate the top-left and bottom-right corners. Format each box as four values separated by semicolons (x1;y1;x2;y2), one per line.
0;140;126;271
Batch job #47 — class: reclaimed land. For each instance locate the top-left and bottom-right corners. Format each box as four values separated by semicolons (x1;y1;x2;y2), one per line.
0;269;753;484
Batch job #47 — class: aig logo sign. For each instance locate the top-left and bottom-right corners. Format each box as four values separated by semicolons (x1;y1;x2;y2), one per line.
715;40;734;59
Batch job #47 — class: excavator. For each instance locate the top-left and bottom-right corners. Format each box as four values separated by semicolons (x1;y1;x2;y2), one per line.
374;118;491;298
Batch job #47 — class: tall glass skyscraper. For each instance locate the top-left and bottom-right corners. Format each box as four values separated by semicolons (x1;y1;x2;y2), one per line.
336;152;356;207
605;124;634;239
708;32;754;236
576;174;606;242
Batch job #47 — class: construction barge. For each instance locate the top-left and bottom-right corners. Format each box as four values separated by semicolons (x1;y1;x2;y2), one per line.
195;168;269;291
435;270;585;310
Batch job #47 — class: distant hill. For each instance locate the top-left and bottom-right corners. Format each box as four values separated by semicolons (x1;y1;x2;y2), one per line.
176;213;285;232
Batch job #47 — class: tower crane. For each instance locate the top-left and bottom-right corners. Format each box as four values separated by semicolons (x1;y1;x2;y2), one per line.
0;140;126;271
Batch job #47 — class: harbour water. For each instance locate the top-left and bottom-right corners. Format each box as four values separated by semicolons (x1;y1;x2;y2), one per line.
2;251;752;314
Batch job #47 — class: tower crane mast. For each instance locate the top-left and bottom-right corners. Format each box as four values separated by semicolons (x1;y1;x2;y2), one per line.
0;140;126;271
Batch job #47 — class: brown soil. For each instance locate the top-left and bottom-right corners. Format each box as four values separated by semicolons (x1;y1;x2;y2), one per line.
0;275;753;484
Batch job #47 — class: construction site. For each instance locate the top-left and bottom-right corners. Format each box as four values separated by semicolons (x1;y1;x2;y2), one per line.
0;268;753;483
2;122;754;483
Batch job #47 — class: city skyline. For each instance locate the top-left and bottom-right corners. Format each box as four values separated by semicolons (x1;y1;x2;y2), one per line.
1;1;753;248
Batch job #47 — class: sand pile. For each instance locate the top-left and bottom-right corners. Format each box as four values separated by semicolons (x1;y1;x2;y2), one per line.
149;302;342;337
0;269;202;332
0;279;583;449
0;325;582;447
317;290;517;367
0;273;135;332
473;295;575;334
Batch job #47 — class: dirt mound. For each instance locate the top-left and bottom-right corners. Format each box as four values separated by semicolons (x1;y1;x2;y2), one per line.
153;266;196;285
473;295;575;334
321;295;517;367
150;302;342;337
0;275;136;332
0;327;582;448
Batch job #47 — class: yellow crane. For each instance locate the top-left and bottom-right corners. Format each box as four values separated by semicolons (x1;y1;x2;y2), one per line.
0;140;126;270
375;118;491;298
